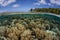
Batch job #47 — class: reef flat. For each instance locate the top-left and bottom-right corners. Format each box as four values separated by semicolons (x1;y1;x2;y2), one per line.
0;14;60;40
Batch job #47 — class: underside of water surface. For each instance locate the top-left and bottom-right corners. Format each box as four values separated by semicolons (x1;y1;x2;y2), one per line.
0;14;60;40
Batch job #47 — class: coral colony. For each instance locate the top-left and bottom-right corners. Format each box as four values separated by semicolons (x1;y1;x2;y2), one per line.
0;14;60;40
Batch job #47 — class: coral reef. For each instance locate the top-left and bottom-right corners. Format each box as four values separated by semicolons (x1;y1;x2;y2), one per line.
0;14;60;40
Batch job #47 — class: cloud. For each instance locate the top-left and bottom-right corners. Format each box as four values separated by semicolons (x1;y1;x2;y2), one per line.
0;0;16;7
12;4;20;8
34;0;60;6
39;0;47;4
50;0;60;5
47;3;53;6
34;0;47;5
33;2;40;5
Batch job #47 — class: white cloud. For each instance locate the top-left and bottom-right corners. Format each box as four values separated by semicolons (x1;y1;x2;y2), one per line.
0;0;16;7
50;0;60;5
34;0;60;6
33;2;40;5
39;0;47;4
34;0;47;5
12;4;20;8
47;3;52;6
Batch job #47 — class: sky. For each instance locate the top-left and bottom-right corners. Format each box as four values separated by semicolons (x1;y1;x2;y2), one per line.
0;0;60;12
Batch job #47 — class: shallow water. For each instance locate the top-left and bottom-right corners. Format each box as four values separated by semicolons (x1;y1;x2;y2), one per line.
0;14;60;40
0;14;60;22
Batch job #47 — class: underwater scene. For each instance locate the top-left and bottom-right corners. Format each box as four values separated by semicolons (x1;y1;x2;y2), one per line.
0;13;60;40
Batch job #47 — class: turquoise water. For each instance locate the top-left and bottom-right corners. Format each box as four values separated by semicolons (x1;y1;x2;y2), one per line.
0;14;60;21
0;14;60;23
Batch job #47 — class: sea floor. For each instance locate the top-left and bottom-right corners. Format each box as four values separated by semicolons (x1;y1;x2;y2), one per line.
0;14;60;40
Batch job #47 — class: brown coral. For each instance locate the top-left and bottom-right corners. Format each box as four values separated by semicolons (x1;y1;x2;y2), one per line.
0;18;60;40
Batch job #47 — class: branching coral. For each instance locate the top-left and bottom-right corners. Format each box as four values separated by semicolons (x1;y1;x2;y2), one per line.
0;18;60;40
